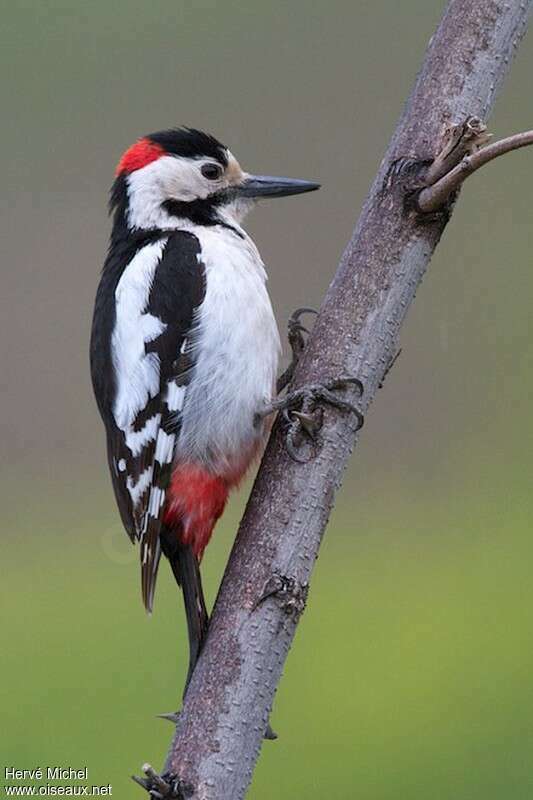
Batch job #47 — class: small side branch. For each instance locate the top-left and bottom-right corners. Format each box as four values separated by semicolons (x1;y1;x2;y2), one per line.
418;129;533;213
424;116;491;185
132;764;193;799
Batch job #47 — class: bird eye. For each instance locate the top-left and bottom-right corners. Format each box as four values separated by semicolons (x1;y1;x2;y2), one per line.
201;163;223;180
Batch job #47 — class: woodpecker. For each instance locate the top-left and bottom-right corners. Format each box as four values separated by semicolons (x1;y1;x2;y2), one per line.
90;127;328;682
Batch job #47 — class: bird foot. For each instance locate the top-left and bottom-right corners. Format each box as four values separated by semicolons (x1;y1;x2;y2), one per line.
132;764;193;799
259;376;364;462
276;307;317;393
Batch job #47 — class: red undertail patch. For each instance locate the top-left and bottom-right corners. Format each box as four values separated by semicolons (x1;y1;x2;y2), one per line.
163;465;229;559
115;138;166;175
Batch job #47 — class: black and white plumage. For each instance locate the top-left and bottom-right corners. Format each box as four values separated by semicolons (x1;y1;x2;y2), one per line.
90;127;319;683
92;226;206;607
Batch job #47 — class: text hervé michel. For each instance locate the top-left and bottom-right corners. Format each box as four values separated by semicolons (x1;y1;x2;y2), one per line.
5;768;88;782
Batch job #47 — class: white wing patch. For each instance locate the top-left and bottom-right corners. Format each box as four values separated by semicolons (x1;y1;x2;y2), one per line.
123;413;161;457
109;240;173;539
154;429;175;463
166;382;187;412
167;337;189;412
127;465;154;506
111;240;168;430
142;426;176;535
147;486;166;519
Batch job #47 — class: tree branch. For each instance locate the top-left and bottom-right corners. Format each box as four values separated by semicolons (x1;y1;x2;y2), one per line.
417;128;533;212
142;2;533;798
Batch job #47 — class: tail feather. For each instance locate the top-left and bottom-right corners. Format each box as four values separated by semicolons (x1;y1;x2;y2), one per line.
160;526;209;693
141;529;162;614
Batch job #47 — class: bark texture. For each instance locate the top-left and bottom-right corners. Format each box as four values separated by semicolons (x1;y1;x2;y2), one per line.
159;2;532;797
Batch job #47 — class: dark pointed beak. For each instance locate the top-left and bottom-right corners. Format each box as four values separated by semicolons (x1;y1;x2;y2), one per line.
237;174;320;199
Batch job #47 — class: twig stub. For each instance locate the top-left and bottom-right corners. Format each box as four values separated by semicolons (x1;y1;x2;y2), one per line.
132;764;193;799
425;116;491;185
417;125;533;213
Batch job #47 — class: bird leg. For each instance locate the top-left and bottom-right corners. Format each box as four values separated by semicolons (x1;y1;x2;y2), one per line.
258;376;364;463
276;307;317;393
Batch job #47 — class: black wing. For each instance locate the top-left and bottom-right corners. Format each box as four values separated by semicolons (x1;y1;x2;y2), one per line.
91;231;206;610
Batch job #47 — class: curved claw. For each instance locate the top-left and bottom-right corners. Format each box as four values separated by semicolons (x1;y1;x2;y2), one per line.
268;373;365;459
327;375;364;396
286;426;311;463
289;322;310;335
277;308;319;396
353;408;365;431
316;388;364;427
281;406;294;425
290;410;322;438
289;306;318;325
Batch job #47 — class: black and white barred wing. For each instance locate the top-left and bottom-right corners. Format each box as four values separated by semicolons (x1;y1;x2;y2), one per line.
104;232;205;610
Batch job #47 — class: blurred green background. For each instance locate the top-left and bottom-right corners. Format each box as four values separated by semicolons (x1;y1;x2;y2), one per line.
2;1;533;797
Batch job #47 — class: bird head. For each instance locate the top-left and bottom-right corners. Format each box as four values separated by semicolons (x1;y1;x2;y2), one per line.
111;127;320;233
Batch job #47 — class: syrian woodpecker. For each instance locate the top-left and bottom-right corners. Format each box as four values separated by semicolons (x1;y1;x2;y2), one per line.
90;127;325;684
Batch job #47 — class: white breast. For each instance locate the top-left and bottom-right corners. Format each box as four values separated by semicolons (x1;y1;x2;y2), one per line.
176;224;281;473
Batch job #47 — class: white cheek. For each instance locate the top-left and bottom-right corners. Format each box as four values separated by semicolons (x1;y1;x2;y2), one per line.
126;155;229;229
171;175;207;200
165;158;214;201
127;156;213;223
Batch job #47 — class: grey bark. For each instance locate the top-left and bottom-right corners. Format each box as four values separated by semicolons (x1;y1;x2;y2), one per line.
157;2;532;797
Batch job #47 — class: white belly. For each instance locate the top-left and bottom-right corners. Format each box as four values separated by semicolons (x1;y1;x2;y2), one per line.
176;224;281;474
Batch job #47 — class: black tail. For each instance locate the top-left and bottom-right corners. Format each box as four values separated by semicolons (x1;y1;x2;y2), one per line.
160;527;209;694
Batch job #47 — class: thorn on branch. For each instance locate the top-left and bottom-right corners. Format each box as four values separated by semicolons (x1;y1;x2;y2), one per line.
379;348;402;389
157;711;181;725
132;764;194;799
255;573;309;620
264;723;279;741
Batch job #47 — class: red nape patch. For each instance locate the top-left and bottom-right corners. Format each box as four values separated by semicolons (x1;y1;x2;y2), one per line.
115;138;165;175
163;466;229;559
